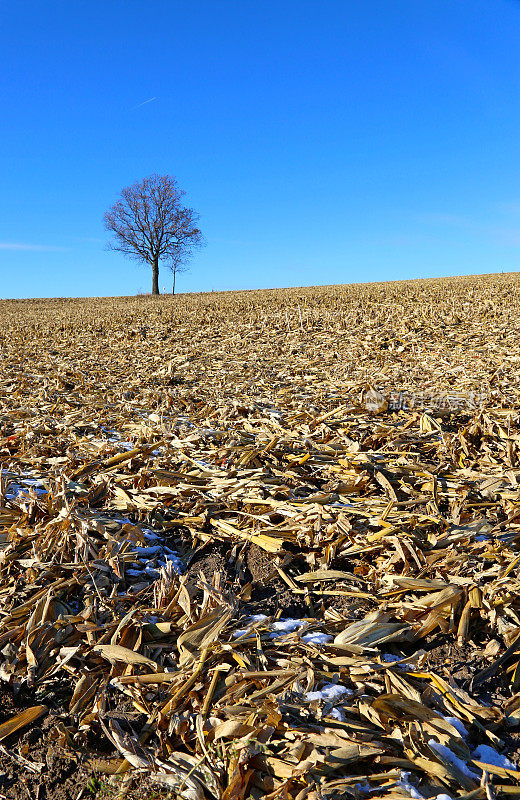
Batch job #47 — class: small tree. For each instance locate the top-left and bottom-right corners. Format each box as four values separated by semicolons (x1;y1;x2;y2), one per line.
104;174;204;295
168;252;190;295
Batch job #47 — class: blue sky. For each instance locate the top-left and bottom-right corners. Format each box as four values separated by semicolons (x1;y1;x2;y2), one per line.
1;0;519;298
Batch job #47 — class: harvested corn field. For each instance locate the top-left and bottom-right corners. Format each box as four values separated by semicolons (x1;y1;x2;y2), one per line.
2;273;520;800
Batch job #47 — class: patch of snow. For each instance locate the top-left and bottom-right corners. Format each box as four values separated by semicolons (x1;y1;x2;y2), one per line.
175;416;194;427
4;475;47;500
143;530;160;542
231;617;333;645
160;552;183;572
396;771;424;799
100;428;135;449
143;566;160;578
304;683;353;703
429;741;479;779
269;618;305;638
194;459;215;470
121;521;183;579
473;744;516;770
232;628;252;639
442;715;469;738
231;614;268;638
381;652;420;670
301;632;333;645
132;545;163;558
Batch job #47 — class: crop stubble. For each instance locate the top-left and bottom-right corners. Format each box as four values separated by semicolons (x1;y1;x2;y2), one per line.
0;275;520;798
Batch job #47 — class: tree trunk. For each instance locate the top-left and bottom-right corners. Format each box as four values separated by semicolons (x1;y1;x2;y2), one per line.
152;258;160;295
172;270;176;295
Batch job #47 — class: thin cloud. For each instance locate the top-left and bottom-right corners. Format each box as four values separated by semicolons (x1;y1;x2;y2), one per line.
132;96;157;110
0;242;66;252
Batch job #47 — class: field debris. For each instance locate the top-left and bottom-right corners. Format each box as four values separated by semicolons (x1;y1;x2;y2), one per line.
1;277;520;798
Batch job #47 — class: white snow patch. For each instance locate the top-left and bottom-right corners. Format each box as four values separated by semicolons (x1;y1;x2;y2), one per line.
429;740;479;779
143;566;160;578
132;545;163;558
269;618;305;638
232;629;252;639
126;568;145;578
120;520;183;580
158;551;183;572
301;632;333;645
100;428;135;449
396;771;424;799
304;683;353;703
232;614;269;638
4;475;47;500
442;715;469;738
473;744;516;770
383;653;404;663
232;616;334;645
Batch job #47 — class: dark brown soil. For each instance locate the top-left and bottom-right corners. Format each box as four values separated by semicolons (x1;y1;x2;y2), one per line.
183;541;308;617
0;688;181;800
0;689;86;800
183;540;372;620
423;638;487;683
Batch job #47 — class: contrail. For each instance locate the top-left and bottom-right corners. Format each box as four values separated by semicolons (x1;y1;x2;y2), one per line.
133;96;157;109
0;242;66;251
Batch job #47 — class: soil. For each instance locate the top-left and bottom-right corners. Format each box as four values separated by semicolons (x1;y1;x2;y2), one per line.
182;539;374;621
0;687;180;800
0;688;85;800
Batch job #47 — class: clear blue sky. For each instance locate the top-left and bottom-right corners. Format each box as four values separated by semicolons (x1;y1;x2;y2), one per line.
1;0;519;298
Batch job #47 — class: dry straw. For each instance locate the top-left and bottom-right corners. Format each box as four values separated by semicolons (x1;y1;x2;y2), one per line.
1;275;520;797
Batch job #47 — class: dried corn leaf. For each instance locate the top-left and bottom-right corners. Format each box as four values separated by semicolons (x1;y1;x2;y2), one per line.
0;706;47;741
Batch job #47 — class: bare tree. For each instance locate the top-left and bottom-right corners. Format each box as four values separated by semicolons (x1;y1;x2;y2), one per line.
167;252;190;295
104;174;204;295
